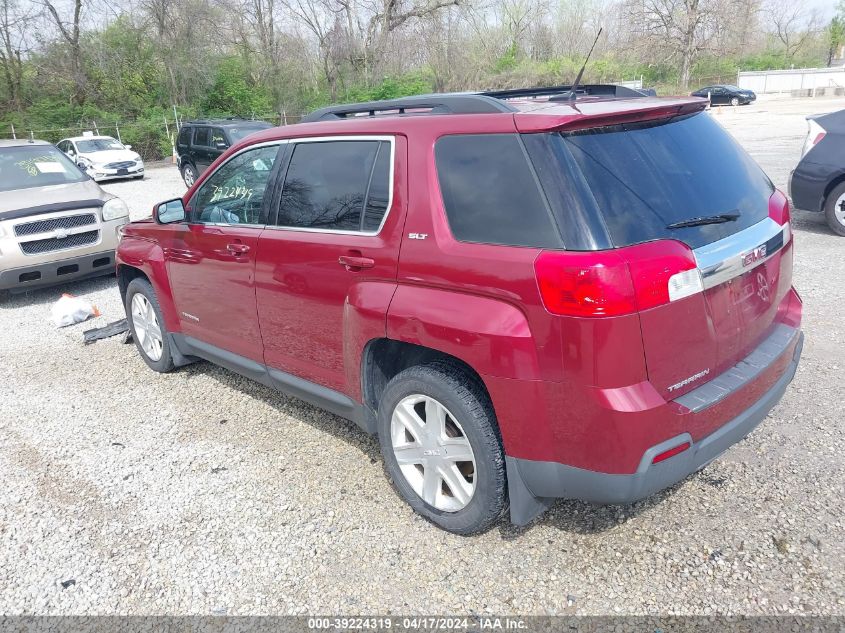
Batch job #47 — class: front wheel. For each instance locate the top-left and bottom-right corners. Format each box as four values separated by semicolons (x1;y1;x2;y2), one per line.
377;362;506;534
824;182;845;237
181;163;197;188
730;97;740;106
125;277;175;372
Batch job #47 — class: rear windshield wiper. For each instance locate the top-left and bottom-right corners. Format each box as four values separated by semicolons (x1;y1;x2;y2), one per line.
666;213;739;229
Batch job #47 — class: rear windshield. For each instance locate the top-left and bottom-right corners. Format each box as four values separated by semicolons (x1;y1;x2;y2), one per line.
0;145;87;192
539;112;773;249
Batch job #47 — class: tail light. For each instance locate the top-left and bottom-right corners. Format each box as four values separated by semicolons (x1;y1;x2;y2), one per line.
801;119;826;158
769;189;792;245
535;240;703;318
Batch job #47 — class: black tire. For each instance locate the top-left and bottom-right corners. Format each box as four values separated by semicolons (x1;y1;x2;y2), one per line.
377;361;506;535
824;181;845;237
124;277;175;373
181;163;197;188
730;97;740;106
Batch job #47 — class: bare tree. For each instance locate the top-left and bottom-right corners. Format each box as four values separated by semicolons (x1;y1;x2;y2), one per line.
0;0;36;109
626;0;720;88
765;0;821;62
40;0;86;105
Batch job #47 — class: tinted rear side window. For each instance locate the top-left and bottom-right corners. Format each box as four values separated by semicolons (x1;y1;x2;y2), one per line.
538;112;773;249
435;134;562;248
277;140;388;232
193;127;211;147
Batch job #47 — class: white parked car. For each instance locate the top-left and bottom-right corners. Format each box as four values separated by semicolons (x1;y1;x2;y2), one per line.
57;135;144;182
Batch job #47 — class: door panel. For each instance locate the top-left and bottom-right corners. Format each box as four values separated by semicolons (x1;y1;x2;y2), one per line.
256;231;399;392
166;224;264;361
164;142;284;362
255;137;404;395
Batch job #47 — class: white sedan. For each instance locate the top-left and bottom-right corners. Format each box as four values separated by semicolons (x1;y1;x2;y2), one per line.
57;135;145;182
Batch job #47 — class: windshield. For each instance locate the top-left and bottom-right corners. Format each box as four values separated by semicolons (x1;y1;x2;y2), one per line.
0;145;87;192
534;112;773;249
76;138;125;152
227;125;272;142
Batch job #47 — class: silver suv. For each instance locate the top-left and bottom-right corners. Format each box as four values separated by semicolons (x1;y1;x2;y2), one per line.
0;139;129;294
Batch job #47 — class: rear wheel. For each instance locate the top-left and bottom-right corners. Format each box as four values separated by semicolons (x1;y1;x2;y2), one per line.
377;362;506;534
824;182;845;237
181;163;197;188
125;278;174;372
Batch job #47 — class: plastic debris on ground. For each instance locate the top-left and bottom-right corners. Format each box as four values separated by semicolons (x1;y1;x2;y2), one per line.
51;293;100;327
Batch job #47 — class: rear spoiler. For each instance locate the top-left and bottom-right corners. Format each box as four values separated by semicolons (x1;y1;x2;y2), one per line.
514;98;708;134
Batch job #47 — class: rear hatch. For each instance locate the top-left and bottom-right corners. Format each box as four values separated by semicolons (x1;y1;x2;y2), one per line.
525;110;793;399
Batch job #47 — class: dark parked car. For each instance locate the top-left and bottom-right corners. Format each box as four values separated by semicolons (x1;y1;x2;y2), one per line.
789;109;845;236
117;86;802;534
176;118;273;187
691;85;756;106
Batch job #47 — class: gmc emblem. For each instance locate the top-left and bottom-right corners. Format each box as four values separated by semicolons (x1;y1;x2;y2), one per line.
741;244;767;267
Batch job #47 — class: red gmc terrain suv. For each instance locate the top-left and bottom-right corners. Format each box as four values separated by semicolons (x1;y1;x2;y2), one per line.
116;85;803;534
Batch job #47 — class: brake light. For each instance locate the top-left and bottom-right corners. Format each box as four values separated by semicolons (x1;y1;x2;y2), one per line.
534;241;703;317
769;189;790;225
801;119;826;157
534;251;636;317
624;241;702;310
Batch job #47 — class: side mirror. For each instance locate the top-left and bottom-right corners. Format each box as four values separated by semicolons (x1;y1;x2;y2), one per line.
155;198;186;224
125;144;132;150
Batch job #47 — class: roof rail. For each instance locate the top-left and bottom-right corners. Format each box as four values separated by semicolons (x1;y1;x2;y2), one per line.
482;84;650;101
300;94;517;123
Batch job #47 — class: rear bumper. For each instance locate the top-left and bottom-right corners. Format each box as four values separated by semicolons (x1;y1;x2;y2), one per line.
506;329;803;525
0;250;116;292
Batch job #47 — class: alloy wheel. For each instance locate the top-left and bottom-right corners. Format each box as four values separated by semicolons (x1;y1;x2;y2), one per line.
131;293;163;361
184;167;195;187
836;193;845;226
390;394;477;512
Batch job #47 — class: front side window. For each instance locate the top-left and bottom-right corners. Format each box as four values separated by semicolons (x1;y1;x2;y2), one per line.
211;128;227;148
190;144;280;225
276;139;391;232
0;145;87;192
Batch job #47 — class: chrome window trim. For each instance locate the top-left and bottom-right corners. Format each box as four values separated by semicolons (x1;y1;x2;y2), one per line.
693;217;790;290
188;139;289;227
267;135;396;237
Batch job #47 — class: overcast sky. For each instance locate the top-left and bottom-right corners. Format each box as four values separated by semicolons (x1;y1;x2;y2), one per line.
810;0;840;19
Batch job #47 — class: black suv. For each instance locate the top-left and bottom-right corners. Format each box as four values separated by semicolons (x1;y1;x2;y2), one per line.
176;119;273;187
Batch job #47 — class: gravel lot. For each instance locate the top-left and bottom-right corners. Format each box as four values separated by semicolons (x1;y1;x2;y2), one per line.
1;95;844;616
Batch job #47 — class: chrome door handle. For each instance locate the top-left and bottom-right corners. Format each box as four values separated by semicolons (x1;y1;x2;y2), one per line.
227;243;250;255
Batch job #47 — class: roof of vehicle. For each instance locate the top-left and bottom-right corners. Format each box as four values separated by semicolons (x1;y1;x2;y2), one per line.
239;93;707;148
0;139;52;148
183;118;273;127
63;135;119;142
